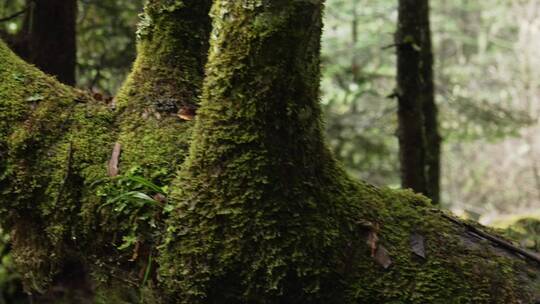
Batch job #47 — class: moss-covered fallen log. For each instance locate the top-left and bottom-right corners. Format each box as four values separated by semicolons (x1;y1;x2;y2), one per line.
0;0;539;303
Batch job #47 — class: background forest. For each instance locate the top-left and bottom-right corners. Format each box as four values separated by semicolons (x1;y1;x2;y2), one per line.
1;0;540;302
323;0;539;225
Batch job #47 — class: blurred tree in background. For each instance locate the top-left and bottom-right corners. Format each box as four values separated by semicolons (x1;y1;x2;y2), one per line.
0;0;142;93
322;0;537;222
435;0;539;220
394;0;440;203
1;0;76;85
322;0;399;186
76;0;143;93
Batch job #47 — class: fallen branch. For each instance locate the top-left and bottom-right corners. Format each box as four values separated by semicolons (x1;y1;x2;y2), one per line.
440;212;540;265
0;5;30;23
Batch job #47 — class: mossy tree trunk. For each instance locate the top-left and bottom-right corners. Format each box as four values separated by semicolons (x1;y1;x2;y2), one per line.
0;0;539;303
0;0;212;301
158;1;348;302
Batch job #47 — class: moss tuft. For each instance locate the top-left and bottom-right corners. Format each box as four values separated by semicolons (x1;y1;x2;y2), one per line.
157;2;540;303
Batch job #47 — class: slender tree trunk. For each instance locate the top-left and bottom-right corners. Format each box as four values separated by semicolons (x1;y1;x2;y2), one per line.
23;0;77;85
396;0;428;195
420;1;442;204
396;0;440;200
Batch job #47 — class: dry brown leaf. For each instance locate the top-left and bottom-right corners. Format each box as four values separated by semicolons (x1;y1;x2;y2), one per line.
109;97;116;109
142;108;151;120
410;232;426;259
366;230;379;258
153;193;167;204
365;223;380;257
107;142;122;177
374;244;392;269
92;92;104;101
177;106;197;121
357;219;375;229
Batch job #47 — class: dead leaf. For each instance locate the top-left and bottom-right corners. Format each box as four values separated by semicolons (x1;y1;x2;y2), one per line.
357;219;375;229
362;222;380;257
107;142;122;177
92;92;104;101
153;193;167;204
177;106;197;121
142;108;152;120
410;232;426;259
374;244;392;269
361;222;392;268
366;228;379;258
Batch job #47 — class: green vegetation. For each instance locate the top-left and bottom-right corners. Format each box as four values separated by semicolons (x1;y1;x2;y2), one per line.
0;0;540;303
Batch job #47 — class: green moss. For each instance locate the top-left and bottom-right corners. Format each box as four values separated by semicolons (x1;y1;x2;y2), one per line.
0;39;117;291
114;0;212;181
0;1;539;303
76;3;215;296
157;1;539;303
0;36;165;301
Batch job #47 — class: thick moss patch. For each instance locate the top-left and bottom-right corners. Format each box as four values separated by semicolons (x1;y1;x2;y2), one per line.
157;2;540;303
0;40;116;290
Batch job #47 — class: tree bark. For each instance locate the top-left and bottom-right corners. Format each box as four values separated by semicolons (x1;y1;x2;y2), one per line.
396;0;429;196
0;0;212;301
1;0;77;85
24;0;77;85
0;0;539;303
113;0;212;184
420;1;442;204
158;1;341;302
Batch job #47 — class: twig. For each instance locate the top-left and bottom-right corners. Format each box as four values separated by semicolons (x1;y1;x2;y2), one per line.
441;213;540;265
0;6;29;23
0;1;34;23
381;43;398;50
381;42;410;50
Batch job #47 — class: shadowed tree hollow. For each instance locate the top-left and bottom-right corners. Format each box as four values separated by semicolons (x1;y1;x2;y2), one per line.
0;0;538;303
